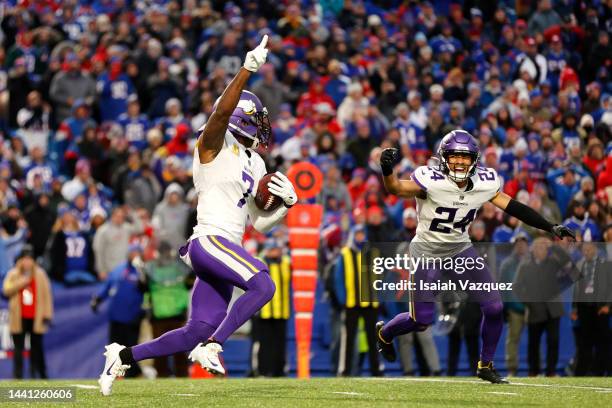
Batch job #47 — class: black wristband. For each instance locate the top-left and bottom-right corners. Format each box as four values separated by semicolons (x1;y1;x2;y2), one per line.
505;198;554;233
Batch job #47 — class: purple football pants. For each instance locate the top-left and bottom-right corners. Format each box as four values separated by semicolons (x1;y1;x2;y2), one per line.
132;236;275;362
380;246;503;363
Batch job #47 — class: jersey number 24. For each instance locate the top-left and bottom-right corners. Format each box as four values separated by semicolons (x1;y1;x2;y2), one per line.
429;207;476;234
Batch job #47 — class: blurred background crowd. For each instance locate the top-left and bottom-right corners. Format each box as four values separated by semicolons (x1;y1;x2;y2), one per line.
0;0;610;379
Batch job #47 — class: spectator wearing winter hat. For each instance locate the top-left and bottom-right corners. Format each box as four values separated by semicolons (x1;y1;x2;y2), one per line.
117;95;151;151
49;53;96;124
152;183;189;251
337;82;367;127
573;176;597;205
92;206;143;280
16;90;52;154
3;245;53;379
525;89;553;123
96;57;136;122
156;98;189;143
563;199;601;242
395;207;418;242
61;158;92;202
552;111;584;148
48;208;96;284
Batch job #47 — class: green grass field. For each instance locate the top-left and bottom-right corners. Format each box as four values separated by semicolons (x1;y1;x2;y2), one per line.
1;377;611;407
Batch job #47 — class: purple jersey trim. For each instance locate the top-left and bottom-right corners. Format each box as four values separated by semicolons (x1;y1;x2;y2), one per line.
411;172;428;192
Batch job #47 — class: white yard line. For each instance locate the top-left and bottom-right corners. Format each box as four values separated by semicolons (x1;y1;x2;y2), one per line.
486;392;519;396
172;393;198;397
362;377;612;392
69;384;99;390
331;392;367;396
363;377;483;385
509;381;612;392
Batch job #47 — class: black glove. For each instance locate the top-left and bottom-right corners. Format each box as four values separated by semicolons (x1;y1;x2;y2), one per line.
380;148;399;176
90;296;100;314
551;224;576;240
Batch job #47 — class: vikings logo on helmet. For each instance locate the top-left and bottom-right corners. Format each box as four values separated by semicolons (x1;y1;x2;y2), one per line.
437;129;480;182
237;99;257;115
226;90;272;149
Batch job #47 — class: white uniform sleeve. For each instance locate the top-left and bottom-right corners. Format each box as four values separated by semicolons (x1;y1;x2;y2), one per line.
248;199;288;233
410;165;445;192
475;167;503;200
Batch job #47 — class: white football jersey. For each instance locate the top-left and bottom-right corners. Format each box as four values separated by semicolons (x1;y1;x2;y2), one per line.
190;130;266;244
411;165;502;244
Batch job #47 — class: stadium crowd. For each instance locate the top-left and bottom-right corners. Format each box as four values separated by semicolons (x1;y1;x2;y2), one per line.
0;0;611;378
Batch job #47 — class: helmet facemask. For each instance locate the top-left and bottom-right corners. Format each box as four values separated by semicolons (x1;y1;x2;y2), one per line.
440;150;480;182
227;101;272;149
253;107;272;148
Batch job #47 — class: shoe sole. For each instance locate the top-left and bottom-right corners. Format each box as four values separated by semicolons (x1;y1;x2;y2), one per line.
98;377;112;396
189;352;225;377
204;366;225;377
477;374;509;384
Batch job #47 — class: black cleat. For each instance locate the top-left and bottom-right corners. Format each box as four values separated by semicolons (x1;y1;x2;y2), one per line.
477;361;509;384
376;321;397;362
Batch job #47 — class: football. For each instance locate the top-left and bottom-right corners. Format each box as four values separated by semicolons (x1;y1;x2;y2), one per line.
255;173;283;212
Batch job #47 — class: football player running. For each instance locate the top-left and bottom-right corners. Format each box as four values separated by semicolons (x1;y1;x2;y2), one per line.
98;35;298;395
376;130;574;383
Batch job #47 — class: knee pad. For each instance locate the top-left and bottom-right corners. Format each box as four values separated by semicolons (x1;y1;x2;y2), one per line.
247;270;276;302
481;300;504;318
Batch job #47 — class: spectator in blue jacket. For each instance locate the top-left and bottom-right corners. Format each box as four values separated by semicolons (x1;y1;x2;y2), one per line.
546;167;585;218
563;200;602;242
96;58;135;122
90;244;145;377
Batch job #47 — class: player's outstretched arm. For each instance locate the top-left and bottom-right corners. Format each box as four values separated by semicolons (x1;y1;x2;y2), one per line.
380;148;424;198
490;191;575;240
197;35;269;164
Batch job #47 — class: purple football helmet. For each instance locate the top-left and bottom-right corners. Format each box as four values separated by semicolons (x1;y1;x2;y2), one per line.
437;129;480;182
226;90;271;148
